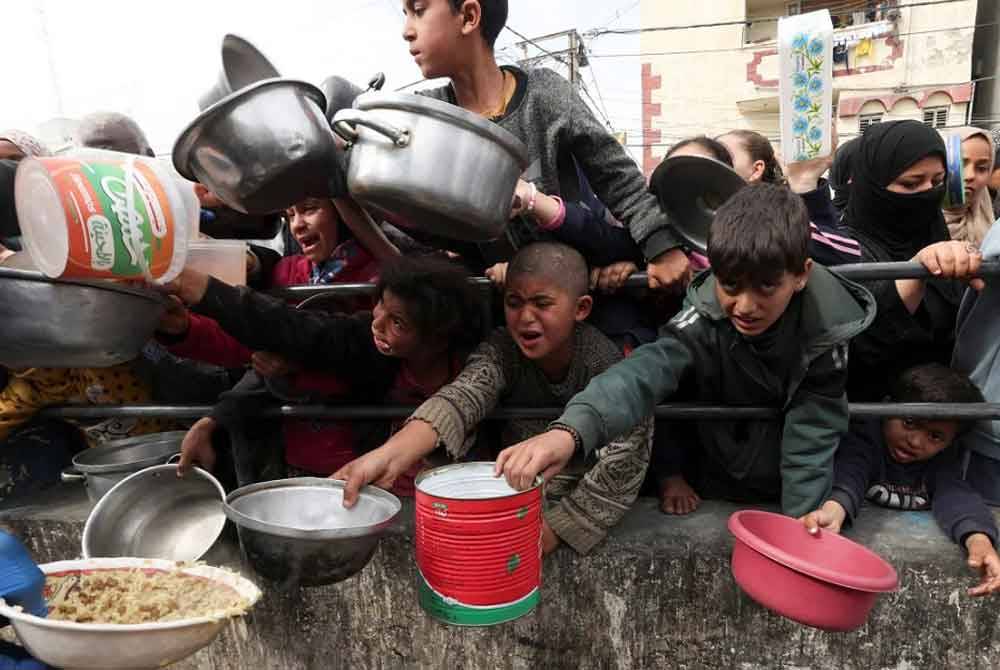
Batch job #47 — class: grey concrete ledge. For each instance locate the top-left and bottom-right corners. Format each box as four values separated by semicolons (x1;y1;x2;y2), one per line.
3;485;999;670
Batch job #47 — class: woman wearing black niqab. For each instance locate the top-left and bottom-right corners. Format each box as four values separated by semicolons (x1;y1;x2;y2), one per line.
841;120;983;400
828;136;858;216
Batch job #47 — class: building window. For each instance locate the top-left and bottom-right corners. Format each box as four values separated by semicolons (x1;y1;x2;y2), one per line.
859;113;883;132
923;106;948;129
786;2;801;15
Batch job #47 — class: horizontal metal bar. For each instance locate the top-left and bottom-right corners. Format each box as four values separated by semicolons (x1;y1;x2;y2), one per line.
38;403;1000;421
270;260;1000;300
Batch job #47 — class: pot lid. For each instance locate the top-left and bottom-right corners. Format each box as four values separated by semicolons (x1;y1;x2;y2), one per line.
72;432;185;474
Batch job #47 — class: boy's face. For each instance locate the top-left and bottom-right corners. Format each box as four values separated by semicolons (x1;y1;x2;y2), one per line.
882;417;959;464
402;0;466;79
504;274;591;371
285;198;339;265
715;262;812;337
371;289;421;359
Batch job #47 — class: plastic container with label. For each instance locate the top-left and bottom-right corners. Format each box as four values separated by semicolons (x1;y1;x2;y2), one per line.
184;239;247;286
14;150;197;284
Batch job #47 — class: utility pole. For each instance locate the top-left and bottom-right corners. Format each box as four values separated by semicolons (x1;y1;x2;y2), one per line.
513;29;586;87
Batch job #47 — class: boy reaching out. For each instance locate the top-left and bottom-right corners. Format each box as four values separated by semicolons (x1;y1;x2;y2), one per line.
336;242;652;556
802;364;1000;598
496;183;876;519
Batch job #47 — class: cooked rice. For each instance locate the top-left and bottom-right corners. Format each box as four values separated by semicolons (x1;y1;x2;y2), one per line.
44;567;250;624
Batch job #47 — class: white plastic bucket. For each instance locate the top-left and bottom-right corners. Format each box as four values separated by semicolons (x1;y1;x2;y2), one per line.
184;239;247;286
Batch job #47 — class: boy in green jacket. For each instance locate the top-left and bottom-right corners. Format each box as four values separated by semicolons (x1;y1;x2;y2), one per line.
496;183;877;518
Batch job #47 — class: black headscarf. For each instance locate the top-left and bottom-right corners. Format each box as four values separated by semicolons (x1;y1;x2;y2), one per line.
0;159;18;239
829;136;859;215
843;120;948;261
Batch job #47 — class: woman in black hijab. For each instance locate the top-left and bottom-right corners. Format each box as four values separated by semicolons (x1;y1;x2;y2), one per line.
844;120;983;400
828;136;858;216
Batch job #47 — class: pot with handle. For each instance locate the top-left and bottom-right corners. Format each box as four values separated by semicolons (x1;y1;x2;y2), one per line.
332;91;530;242
60;431;186;503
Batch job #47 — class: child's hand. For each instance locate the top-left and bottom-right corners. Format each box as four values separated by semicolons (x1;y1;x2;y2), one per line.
494;429;576;491
251;351;297;379
965;533;1000;597
800;500;847;535
177;417;217;476
914;241;985;290
590;262;638;294
194;183;225;208
785;124;837;193
156;295;191;336
646;248;692;292
659;474;701;515
485;262;508;288
541;519;560;556
332;421;438;507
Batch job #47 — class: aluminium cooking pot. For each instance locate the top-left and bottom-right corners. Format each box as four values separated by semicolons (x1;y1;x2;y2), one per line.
60;431;186;503
198;34;281;111
332;92;530;242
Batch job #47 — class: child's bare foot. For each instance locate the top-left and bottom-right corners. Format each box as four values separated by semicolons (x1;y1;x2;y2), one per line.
659;475;701;515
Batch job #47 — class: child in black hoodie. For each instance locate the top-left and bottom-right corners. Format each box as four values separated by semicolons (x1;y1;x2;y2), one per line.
803;363;1000;597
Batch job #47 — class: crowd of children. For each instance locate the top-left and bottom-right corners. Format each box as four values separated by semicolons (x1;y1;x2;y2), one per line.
3;0;1000;604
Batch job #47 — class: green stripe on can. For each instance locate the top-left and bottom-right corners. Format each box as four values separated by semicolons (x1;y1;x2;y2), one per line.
418;574;539;626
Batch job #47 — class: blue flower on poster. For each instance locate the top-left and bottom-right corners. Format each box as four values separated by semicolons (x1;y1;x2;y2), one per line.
808;125;823;142
808;38;824;56
793;72;808;88
794;95;811;112
808;76;823;94
793;33;808;50
796;152;809;161
793;116;809;136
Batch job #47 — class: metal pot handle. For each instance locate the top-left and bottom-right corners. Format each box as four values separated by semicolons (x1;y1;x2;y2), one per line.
166;454;182;465
60;467;85;483
332;109;410;147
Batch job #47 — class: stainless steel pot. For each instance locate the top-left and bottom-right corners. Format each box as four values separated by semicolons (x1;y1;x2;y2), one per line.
173;79;337;215
0;267;166;368
82;464;226;561
198;34;280;111
61;431;186;503
332;92;530;242
224;477;401;586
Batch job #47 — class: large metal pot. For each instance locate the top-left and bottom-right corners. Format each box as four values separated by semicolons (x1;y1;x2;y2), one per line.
173;79;337;215
0;267;166;368
82;464;226;561
61;431;185;503
198;34;280;111
224;477;401;586
332;92;530;242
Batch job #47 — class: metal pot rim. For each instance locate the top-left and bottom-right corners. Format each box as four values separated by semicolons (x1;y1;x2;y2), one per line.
352;91;530;168
224;477;401;540
0;267;166;305
173;77;328;180
72;433;185;474
414;461;543;500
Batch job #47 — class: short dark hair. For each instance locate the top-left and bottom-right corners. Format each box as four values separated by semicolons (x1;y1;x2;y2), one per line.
889;363;984;432
718;130;784;184
377;254;484;351
666;135;733;167
708;182;809;285
506;241;589;299
448;0;508;48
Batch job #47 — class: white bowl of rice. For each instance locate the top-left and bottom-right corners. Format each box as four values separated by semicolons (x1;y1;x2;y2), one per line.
0;557;261;670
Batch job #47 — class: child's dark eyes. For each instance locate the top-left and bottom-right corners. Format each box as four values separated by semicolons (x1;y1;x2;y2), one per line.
902;417;916;428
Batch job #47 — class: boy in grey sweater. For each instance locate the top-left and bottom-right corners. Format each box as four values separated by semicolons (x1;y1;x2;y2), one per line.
402;0;690;290
335;242;653;555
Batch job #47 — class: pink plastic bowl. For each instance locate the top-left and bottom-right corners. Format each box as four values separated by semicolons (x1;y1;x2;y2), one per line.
728;510;899;631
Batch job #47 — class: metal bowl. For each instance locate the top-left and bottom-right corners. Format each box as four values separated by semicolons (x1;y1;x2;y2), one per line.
62;431;185;503
648;154;746;254
225;477;401;586
83;465;226;561
0;267;166;368
198;34;280;111
0;557;260;670
173;78;336;215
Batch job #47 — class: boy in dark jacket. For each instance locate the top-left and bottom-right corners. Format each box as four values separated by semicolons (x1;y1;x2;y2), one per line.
802;363;1000;597
495;183;877;519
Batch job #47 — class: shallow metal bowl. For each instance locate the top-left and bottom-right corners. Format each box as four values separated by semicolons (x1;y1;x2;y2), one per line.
173;78;336;215
224;477;401;586
83;465;226;561
0;267;165;368
198;33;280;111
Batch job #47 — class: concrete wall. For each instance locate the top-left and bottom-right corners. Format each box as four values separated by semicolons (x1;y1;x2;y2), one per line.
7;486;1000;670
972;0;1000;133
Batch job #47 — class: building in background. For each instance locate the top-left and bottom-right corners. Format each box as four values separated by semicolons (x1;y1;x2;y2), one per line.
640;0;981;176
971;0;999;142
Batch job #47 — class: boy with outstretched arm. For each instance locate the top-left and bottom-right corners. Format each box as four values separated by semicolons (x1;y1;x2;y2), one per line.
335;242;652;556
496;183;876;519
802;363;1000;597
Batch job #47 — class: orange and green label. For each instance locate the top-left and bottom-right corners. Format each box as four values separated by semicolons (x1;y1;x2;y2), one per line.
45;157;177;279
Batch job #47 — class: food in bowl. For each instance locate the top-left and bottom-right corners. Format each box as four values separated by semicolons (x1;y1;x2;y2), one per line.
45;566;251;624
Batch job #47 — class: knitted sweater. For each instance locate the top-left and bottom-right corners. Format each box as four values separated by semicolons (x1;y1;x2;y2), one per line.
409;323;653;555
421;67;682;261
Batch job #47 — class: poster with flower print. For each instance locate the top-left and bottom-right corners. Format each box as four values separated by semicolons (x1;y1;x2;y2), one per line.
778;10;833;163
